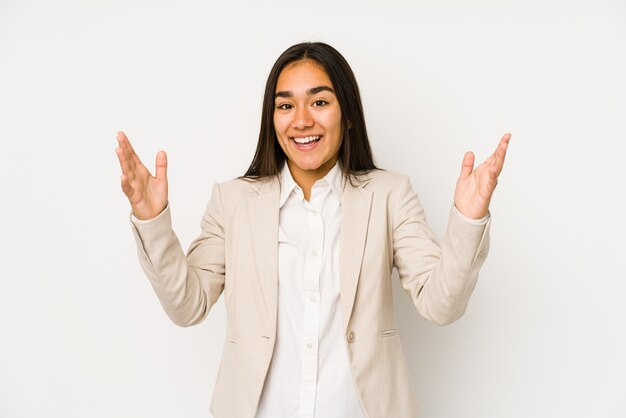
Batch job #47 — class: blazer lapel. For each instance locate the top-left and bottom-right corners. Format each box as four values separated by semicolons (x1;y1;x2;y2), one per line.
249;177;280;336
339;177;373;332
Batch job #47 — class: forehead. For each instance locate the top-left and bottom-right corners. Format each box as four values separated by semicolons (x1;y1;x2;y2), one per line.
275;60;334;93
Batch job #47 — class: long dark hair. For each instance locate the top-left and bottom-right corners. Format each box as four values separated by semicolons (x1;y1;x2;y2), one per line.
243;42;377;182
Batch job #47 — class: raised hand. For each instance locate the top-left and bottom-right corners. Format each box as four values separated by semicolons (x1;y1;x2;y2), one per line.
454;133;511;220
115;131;168;220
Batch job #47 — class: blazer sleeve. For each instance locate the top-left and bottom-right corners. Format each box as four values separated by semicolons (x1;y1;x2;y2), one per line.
128;183;226;327
392;175;491;325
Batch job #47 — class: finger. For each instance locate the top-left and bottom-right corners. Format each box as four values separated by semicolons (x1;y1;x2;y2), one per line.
155;150;167;181
117;131;143;166
493;133;511;175
115;146;136;176
459;151;474;179
496;133;511;159
115;132;137;172
488;133;510;163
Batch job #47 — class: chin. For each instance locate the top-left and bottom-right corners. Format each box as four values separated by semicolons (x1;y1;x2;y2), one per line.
295;163;324;172
290;157;323;170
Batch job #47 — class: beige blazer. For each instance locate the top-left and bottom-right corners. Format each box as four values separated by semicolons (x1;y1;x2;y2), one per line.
129;169;491;418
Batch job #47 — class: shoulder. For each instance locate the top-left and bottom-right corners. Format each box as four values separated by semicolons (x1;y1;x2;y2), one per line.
359;168;412;192
216;176;264;192
359;169;419;215
211;175;278;201
201;176;278;222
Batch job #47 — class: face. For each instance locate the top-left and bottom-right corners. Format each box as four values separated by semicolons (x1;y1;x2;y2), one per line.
273;60;343;184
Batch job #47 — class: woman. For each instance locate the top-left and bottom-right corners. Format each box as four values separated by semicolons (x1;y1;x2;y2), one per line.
115;42;510;418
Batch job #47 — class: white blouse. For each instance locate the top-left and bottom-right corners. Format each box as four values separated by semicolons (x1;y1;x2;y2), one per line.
255;162;367;418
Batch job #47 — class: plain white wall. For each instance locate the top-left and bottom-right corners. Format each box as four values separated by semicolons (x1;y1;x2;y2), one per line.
1;0;625;417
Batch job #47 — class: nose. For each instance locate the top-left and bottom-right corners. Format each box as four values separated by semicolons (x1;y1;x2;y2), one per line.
292;105;314;130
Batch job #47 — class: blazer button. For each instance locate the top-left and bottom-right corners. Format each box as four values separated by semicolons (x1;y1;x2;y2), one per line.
347;331;355;343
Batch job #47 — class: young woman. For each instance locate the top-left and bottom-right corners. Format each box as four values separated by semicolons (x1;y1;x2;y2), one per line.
115;42;510;418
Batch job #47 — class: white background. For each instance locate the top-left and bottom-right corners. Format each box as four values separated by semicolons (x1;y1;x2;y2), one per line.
1;0;625;417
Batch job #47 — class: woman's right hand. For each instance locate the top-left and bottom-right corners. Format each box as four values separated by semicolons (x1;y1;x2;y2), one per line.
115;131;168;220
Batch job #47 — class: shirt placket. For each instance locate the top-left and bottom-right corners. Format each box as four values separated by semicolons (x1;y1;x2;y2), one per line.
299;201;324;418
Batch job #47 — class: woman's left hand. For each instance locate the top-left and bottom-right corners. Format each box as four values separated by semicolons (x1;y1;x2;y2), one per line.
454;133;511;220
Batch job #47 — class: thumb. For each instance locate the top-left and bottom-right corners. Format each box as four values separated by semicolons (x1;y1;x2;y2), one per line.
459;151;474;179
155;150;167;181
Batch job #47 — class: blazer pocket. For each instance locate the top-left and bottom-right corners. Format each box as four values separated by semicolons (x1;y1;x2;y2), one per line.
381;328;399;338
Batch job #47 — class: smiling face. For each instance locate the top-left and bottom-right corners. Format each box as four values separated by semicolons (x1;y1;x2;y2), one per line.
273;60;343;186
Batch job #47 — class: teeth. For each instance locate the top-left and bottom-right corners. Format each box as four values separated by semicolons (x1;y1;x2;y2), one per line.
293;136;320;144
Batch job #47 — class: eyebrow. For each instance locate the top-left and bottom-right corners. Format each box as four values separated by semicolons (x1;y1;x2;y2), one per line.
275;85;335;98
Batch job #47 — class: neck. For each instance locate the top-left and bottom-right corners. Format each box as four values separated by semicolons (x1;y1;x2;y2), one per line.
287;158;338;201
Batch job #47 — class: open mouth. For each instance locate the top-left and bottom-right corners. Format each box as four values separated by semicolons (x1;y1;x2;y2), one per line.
290;135;322;145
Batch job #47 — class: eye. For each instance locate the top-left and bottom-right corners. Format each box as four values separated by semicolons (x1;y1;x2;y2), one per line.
277;103;293;110
312;100;328;107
